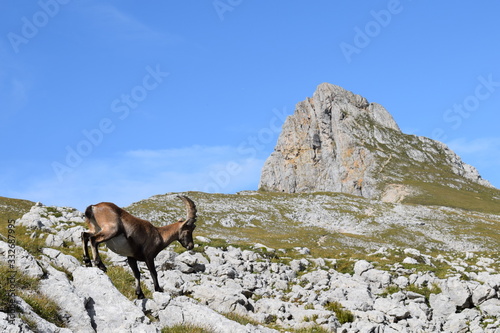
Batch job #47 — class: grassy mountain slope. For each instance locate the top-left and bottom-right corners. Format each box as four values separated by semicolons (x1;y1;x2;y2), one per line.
339;109;500;213
0;196;34;222
126;191;500;258
0;196;34;239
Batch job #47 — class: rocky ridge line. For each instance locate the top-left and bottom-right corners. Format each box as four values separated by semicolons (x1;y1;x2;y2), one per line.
129;192;500;253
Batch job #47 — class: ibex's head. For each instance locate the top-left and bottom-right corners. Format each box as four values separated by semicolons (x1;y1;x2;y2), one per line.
178;219;196;250
176;195;197;250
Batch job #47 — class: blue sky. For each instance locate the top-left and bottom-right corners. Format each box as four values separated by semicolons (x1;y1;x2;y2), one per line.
1;1;500;211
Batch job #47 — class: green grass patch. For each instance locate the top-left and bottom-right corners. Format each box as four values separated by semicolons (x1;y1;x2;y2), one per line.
22;292;66;328
324;301;354;324
401;261;450;279
292;326;330;333
2;224;46;258
0;196;33;225
407;283;442;303
161;324;216;333
44;207;63;219
403;180;500;215
379;285;400;297
334;259;355;275
223;312;262;326
0;263;65;328
0;263;36;313
106;265;152;300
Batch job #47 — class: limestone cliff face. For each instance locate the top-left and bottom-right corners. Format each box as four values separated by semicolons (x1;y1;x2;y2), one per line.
259;83;491;198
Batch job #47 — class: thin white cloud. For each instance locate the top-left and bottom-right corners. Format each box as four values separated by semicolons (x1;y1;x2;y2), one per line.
81;3;182;45
446;137;500;188
10;78;28;106
447;137;500;155
6;145;266;211
0;41;31;124
0;78;27;125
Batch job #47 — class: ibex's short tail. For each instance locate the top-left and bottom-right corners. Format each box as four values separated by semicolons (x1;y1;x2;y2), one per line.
84;205;94;220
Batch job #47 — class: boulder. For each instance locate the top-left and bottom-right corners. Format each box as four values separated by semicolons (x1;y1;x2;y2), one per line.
0;311;32;332
13;296;72;333
56;226;86;244
175;251;207;273
41;248;81;273
45;233;64;247
360;268;392;289
480;298;500;317
354;260;373;276
0;241;44;278
72;267;156;332
470;281;496;306
429;293;456;319
440;277;473;309
158;296;277;333
189;281;251;315
38;265;94;333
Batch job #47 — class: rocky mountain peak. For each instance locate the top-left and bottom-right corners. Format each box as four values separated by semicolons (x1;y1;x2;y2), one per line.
259;83;491;199
313;83;400;132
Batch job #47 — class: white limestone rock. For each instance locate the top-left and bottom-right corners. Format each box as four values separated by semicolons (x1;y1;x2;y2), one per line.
0;241;44;278
38;265;94;333
159;296;277;333
41;247;81;273
72;267;157;332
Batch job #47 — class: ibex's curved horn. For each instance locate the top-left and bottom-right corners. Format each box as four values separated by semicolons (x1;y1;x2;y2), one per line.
177;195;197;225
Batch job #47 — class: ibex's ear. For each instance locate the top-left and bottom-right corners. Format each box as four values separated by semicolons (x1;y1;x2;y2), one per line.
183;218;196;227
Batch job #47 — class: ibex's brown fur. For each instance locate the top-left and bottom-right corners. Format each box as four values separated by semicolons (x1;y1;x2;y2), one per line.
81;195;197;299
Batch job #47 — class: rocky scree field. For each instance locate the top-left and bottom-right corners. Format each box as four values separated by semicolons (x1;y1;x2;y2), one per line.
0;196;499;332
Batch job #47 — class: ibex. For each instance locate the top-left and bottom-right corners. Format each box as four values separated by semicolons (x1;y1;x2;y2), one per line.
81;195;197;299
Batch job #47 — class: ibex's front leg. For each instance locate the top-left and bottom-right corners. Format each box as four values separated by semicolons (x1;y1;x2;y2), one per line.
89;242;107;272
145;257;163;293
87;224;122;272
81;232;92;267
88;231;112;272
82;231;107;271
127;257;145;299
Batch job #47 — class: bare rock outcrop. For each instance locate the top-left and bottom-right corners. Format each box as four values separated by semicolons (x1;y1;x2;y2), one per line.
259;83;491;198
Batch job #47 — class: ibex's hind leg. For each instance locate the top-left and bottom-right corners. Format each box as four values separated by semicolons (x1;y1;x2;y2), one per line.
128;257;145;299
81;232;92;267
89;240;107;272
